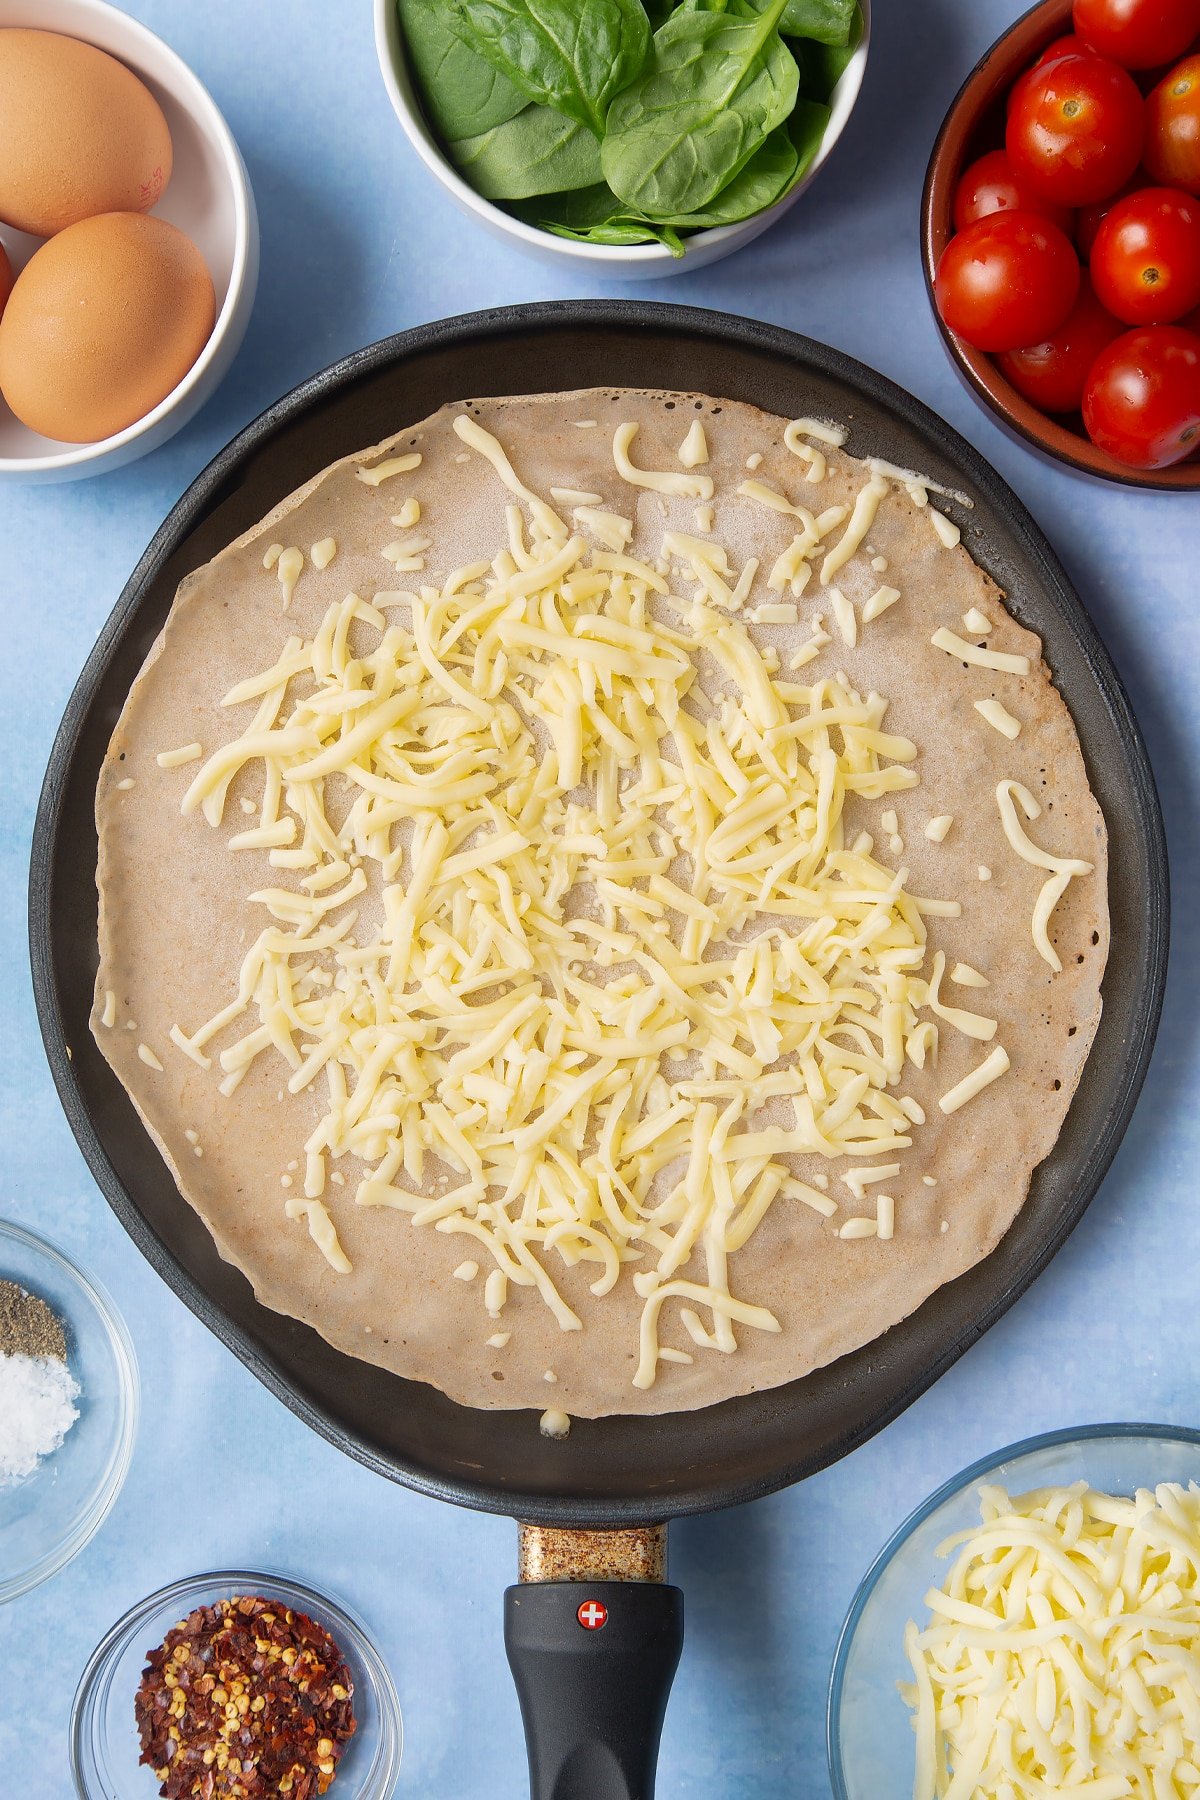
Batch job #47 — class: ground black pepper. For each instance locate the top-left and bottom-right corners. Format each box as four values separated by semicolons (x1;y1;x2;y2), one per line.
134;1595;357;1799
0;1279;67;1359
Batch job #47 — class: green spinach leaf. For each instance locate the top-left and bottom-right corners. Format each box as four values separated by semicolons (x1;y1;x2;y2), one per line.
448;104;603;199
779;0;856;44
513;181;632;228
809;4;863;88
655;124;797;225
448;0;650;135
602;0;798;219
788;4;861;102
547;218;686;254
780;96;831;192
397;0;526;140
513;182;685;254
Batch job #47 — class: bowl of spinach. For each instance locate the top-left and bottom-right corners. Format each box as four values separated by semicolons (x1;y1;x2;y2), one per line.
375;0;870;275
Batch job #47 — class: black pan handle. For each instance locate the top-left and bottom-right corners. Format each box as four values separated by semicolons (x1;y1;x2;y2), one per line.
505;1580;684;1800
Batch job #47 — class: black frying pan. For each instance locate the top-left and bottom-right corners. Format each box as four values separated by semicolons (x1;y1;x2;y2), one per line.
30;302;1167;1799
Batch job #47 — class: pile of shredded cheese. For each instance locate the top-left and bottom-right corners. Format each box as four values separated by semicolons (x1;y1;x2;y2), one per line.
902;1480;1200;1800
167;415;1024;1391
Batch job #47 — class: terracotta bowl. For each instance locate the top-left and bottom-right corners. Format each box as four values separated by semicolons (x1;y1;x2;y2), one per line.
921;0;1200;491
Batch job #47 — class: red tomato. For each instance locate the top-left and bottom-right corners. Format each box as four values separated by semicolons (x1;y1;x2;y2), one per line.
934;213;1081;352
1034;31;1097;68
953;150;1074;233
1076;177;1144;256
1090;186;1200;319
1008;34;1095;113
996;277;1125;409
1007;53;1145;206
1083;323;1200;463
1073;0;1200;71
1146;54;1200;192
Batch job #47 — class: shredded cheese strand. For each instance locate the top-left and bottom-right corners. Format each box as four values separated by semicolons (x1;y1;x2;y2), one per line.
996;780;1094;972
613;421;713;500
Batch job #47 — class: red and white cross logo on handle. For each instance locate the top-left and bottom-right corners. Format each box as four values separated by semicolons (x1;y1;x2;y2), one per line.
577;1599;608;1631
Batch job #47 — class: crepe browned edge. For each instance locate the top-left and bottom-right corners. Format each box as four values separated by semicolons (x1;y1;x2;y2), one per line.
91;388;1108;1417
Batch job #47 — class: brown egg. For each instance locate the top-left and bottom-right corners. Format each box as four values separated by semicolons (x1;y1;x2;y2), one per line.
0;29;173;237
0;213;215;443
0;241;12;320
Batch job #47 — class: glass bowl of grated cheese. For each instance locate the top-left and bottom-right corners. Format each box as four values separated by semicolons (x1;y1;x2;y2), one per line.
0;1217;138;1602
828;1424;1200;1800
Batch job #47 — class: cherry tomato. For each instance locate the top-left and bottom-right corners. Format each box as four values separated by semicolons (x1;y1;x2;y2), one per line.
934;212;1081;352
1008;34;1095;114
1083;323;1200;463
1146;54;1200;192
1007;52;1145;206
1073;0;1200;71
952;150;1074;233
996;276;1126;409
1076;177;1144;256
1090;186;1200;319
1034;31;1096;68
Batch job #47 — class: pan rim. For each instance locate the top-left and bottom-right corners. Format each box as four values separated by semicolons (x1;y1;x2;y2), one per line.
29;299;1169;1525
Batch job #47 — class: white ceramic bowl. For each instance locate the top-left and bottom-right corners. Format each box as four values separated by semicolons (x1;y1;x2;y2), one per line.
0;0;259;481
374;0;870;278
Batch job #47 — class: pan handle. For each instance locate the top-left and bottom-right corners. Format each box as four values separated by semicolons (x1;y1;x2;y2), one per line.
505;1525;684;1800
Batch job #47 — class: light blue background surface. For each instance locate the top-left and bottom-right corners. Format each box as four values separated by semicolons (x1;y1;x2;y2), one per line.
0;2;1195;1794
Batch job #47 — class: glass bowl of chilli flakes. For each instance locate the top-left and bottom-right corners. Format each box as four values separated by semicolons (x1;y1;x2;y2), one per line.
71;1568;402;1800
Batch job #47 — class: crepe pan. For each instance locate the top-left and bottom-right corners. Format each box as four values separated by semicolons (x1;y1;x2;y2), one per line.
30;301;1167;1799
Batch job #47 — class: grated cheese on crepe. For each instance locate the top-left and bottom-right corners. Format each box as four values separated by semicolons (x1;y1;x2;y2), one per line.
91;389;1108;1417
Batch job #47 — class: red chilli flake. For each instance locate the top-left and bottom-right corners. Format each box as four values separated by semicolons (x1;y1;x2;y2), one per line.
133;1594;357;1799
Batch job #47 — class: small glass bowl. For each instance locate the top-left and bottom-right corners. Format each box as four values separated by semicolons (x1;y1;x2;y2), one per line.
71;1568;403;1800
0;1217;139;1602
827;1424;1200;1799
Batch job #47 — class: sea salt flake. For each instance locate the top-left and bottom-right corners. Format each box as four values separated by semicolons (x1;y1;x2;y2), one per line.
0;1352;80;1485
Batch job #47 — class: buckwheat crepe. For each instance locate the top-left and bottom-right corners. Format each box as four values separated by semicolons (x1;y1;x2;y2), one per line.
92;389;1108;1417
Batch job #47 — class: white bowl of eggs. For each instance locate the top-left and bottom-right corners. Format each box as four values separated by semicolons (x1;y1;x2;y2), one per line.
0;0;258;480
